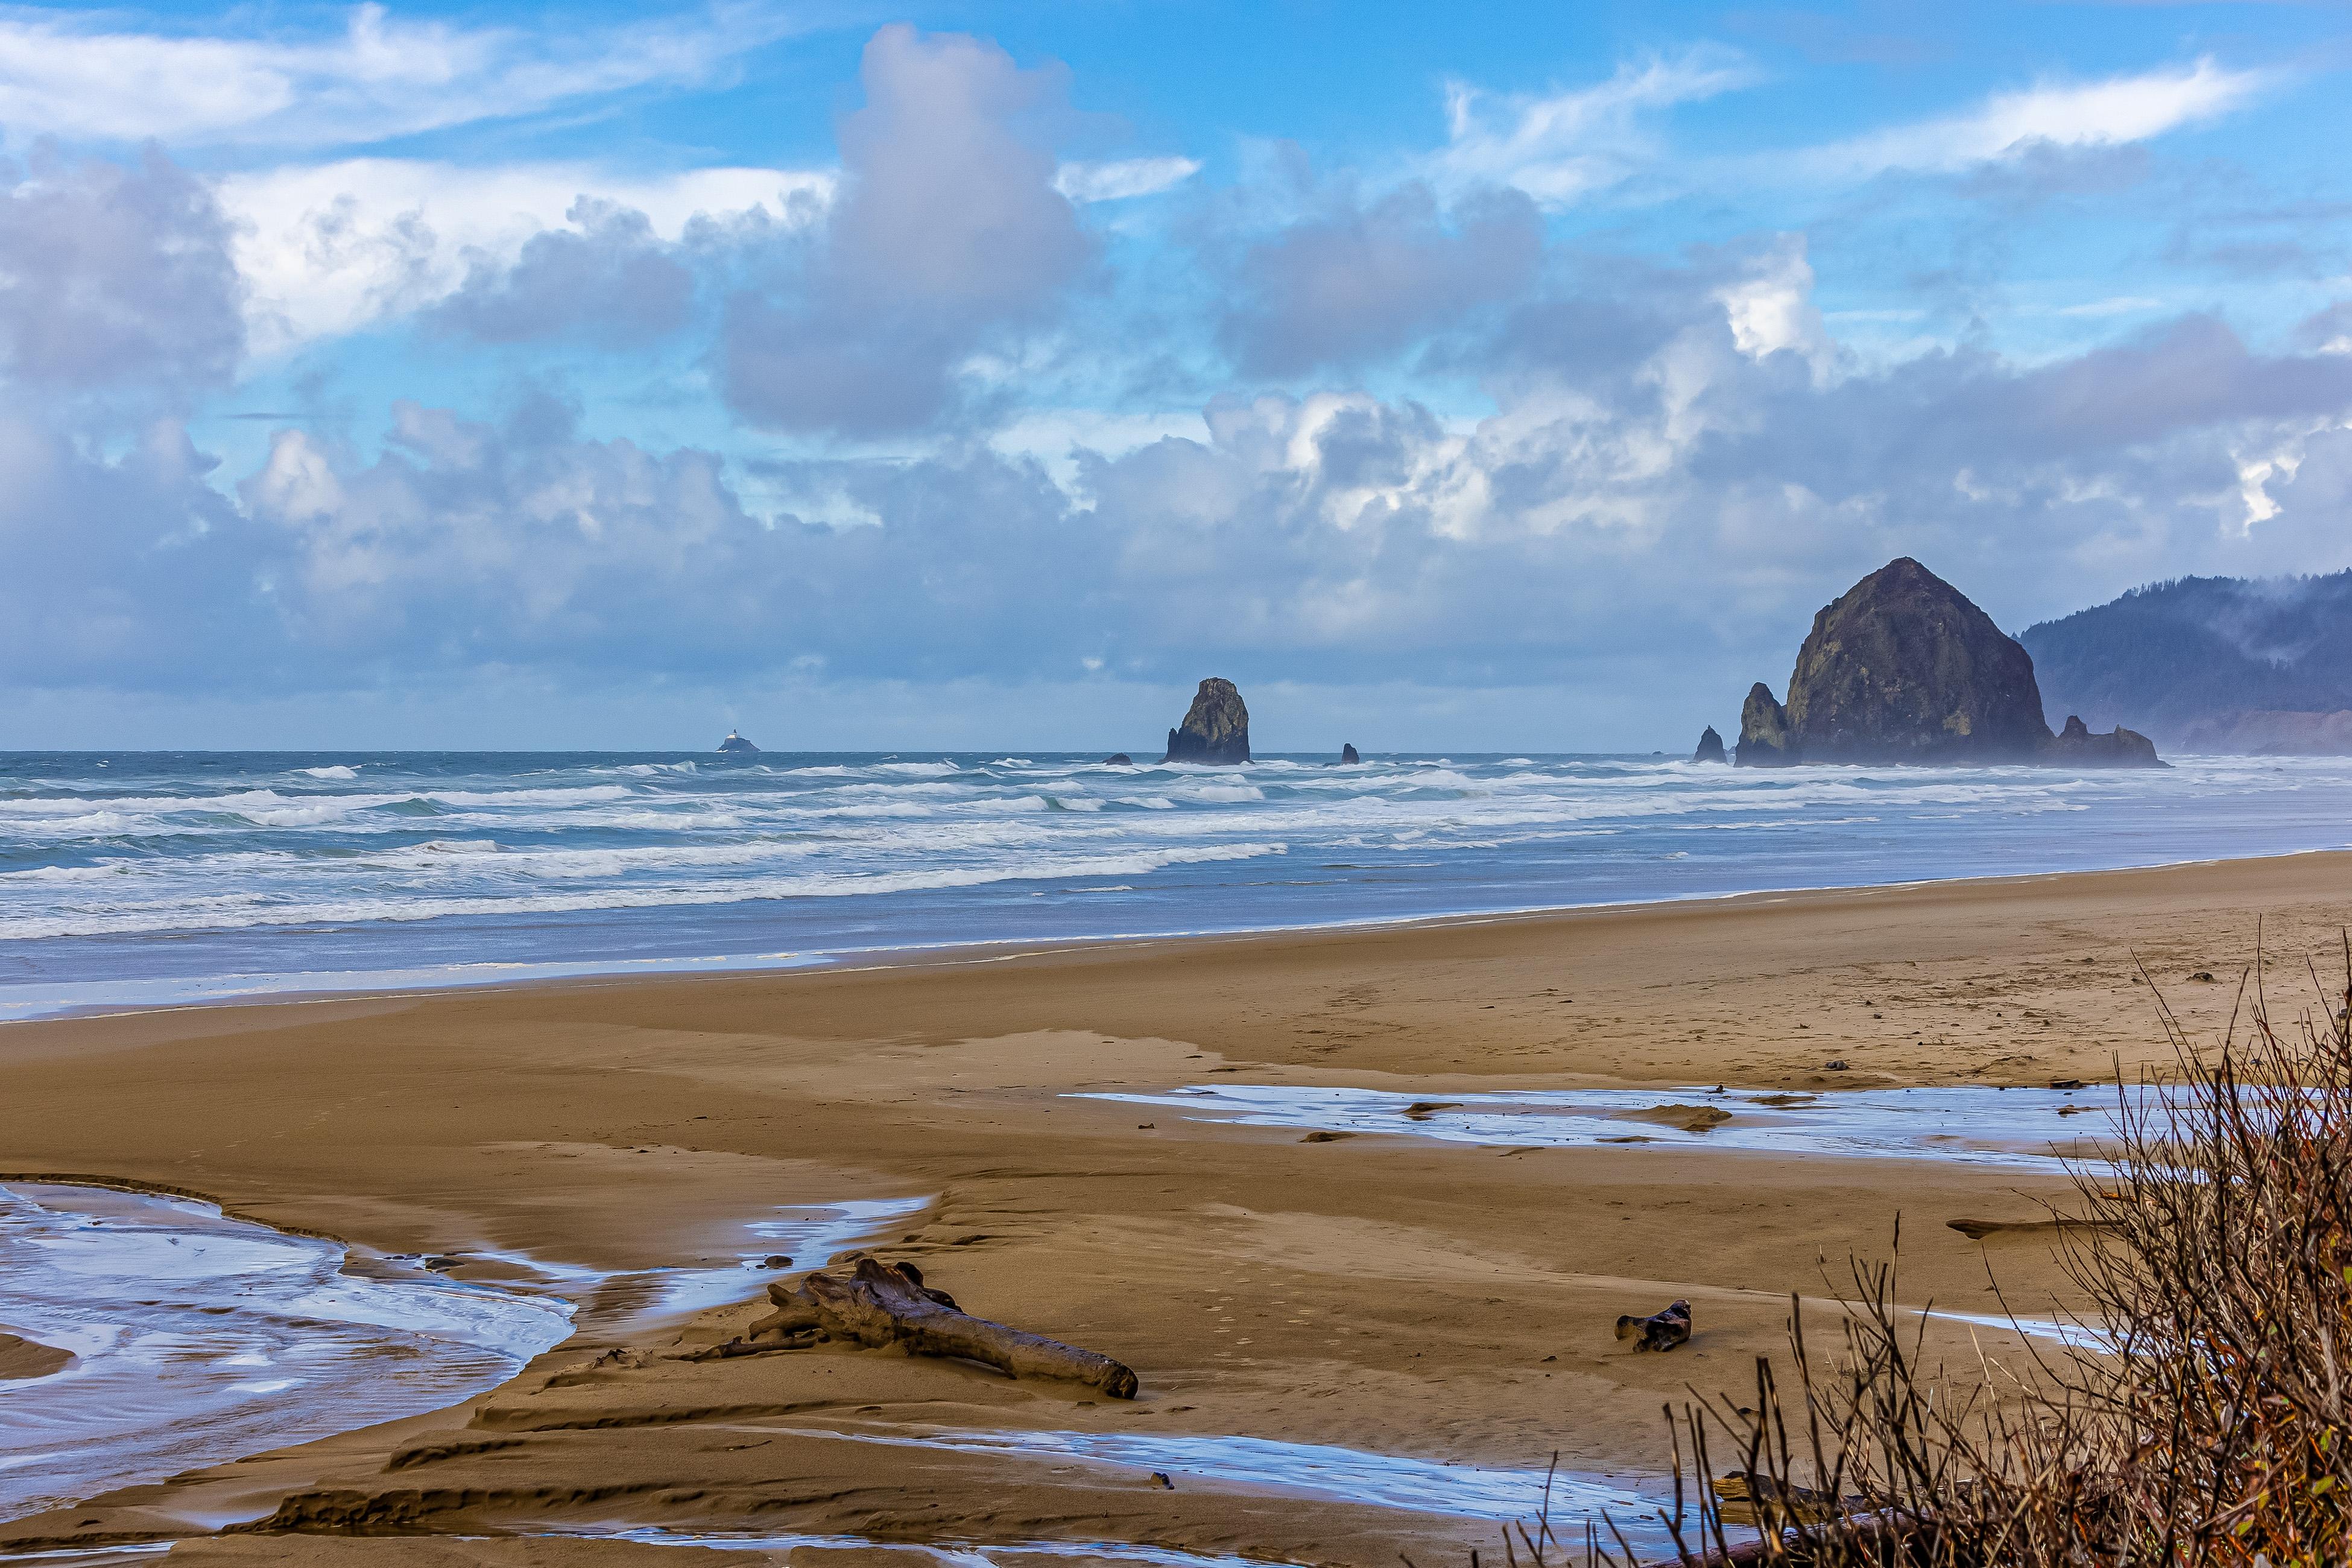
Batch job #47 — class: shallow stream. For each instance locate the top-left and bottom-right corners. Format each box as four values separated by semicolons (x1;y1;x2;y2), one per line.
0;1183;575;1523
1078;1082;2135;1167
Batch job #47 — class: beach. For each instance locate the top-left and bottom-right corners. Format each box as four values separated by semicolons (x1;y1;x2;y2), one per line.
2;850;2348;1564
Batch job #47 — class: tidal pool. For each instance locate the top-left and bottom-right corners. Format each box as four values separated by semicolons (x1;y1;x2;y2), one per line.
538;1527;1297;1566
0;1183;578;1523
423;1195;935;1330
1076;1083;2135;1167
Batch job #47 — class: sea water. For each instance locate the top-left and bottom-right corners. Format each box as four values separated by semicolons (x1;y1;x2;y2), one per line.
3;749;2349;1019
0;1183;576;1523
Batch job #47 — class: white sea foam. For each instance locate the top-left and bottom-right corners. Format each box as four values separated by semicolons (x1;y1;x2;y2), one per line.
4;751;2351;1016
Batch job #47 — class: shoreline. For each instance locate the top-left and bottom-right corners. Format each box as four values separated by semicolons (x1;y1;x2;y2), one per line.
13;844;2348;1031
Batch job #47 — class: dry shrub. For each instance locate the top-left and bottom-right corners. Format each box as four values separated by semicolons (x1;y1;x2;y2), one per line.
1517;943;2352;1568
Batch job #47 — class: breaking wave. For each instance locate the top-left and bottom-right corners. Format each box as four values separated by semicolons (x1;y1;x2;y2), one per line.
2;748;2349;1016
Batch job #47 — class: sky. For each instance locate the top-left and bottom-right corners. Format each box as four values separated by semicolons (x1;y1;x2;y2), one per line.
3;0;2351;751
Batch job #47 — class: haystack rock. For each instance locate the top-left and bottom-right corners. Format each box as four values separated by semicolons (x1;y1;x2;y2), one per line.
1692;726;1727;764
1736;558;2160;768
1341;743;1361;764
718;730;759;753
1162;678;1251;765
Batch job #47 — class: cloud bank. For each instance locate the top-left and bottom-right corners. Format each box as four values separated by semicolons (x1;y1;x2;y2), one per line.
0;17;2343;747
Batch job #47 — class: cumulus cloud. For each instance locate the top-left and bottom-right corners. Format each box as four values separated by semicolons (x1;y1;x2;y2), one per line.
0;408;253;687
11;239;2349;723
241;395;784;667
0;145;243;396
428;200;695;346
221;160;827;353
1221;183;1543;376
720;25;1095;435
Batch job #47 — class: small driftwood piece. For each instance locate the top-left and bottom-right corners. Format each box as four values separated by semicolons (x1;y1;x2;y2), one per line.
741;1257;1140;1399
1616;1298;1692;1351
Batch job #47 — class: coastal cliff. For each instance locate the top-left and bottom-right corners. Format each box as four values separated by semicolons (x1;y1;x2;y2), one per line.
1163;678;1251;765
2022;570;2352;747
1737;559;2161;768
2177;709;2352;756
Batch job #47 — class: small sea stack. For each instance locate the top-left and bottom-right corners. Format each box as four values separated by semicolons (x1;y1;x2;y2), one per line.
1101;753;1133;766
1162;678;1251;765
1692;726;1727;764
1341;743;1361;764
718;730;760;754
2046;714;2160;767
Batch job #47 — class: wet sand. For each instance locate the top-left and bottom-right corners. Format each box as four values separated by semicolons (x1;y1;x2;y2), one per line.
1;851;2348;1564
0;1329;71;1380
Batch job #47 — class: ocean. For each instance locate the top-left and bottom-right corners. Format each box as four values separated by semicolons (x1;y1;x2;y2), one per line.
3;748;2349;1020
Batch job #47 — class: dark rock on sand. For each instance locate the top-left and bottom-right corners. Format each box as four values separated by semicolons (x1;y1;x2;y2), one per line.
1341;743;1361;764
1692;726;1727;764
1737;558;2161;768
1616;1299;1692;1352
718;730;759;753
1162;678;1251;765
1101;753;1133;766
2045;714;2161;768
1736;684;1793;767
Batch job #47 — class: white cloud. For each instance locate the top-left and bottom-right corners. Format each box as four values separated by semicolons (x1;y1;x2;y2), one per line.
1054;156;1203;203
1435;49;1754;206
1798;58;2267;179
220;159;830;352
0;2;785;149
1712;236;1833;378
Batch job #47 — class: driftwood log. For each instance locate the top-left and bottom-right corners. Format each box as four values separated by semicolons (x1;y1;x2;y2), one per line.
733;1257;1139;1399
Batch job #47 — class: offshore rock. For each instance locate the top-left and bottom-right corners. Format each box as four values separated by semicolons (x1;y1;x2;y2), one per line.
1692;726;1727;764
1736;684;1792;767
1162;678;1251;765
1736;559;2160;767
1101;753;1134;766
718;730;759;753
1341;743;1361;764
2045;715;2162;768
1783;558;2050;764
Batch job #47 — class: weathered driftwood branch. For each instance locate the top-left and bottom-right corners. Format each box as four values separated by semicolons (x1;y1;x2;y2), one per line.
737;1257;1139;1399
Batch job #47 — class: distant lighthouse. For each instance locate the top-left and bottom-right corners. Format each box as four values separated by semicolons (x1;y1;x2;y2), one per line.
718;729;760;753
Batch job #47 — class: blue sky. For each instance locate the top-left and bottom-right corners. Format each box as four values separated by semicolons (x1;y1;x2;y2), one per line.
3;0;2350;750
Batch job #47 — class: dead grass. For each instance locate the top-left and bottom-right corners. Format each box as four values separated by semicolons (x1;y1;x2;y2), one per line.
1495;938;2352;1568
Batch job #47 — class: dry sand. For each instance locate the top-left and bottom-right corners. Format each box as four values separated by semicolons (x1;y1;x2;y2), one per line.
2;852;2348;1565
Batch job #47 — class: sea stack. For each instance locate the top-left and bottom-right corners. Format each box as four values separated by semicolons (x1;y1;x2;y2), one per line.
718;730;760;753
1735;558;2160;768
1162;678;1251;765
1101;753;1134;766
1341;743;1361;764
1692;726;1727;764
1736;684;1792;766
2045;715;2160;767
